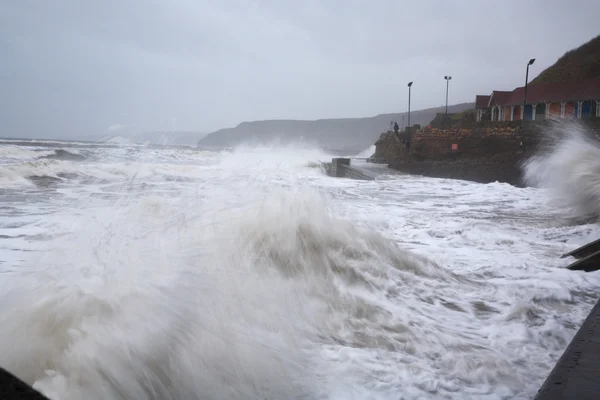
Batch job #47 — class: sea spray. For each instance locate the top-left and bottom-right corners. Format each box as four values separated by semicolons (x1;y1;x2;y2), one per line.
523;120;600;219
1;141;597;399
354;145;376;159
0;189;328;399
0;146;55;161
0;173;471;400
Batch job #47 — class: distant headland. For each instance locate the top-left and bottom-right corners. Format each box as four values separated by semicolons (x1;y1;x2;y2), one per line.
196;103;474;154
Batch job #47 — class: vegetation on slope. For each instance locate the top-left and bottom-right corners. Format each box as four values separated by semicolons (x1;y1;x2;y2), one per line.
531;34;600;84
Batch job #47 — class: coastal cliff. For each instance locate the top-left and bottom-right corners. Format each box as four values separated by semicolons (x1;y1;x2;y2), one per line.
196;103;474;153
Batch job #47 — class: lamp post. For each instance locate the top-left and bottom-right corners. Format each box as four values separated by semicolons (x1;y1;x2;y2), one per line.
444;76;452;115
407;81;413;130
523;58;535;121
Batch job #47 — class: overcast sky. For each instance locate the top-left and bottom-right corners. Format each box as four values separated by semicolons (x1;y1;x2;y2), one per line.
1;0;599;139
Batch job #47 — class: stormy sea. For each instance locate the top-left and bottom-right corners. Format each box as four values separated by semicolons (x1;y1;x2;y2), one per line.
0;132;599;400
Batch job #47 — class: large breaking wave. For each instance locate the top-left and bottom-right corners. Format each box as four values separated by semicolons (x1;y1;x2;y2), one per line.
0;180;450;399
523;121;600;219
0;142;594;399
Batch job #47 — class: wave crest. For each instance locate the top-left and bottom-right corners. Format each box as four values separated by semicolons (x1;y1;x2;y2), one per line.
523;121;600;218
0;184;449;399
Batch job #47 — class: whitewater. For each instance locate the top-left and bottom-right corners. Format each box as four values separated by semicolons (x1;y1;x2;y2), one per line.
1;136;599;400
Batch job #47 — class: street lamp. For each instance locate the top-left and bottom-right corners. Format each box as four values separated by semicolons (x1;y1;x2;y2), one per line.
407;81;413;129
523;58;535;121
444;76;452;115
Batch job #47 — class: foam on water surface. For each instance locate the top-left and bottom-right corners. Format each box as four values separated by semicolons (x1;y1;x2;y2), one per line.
0;139;599;400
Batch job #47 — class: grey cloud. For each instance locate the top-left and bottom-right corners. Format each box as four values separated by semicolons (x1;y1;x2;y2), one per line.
1;0;599;139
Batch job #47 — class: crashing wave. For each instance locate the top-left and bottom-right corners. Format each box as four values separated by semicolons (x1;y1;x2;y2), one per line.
523;120;600;219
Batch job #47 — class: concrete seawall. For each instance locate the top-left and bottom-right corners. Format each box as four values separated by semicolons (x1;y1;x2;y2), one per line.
388;153;531;186
371;119;600;186
325;158;375;180
534;297;600;400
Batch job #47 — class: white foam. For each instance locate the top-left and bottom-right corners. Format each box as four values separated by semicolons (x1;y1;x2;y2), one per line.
0;145;54;160
0;141;599;399
355;145;376;159
523;121;600;218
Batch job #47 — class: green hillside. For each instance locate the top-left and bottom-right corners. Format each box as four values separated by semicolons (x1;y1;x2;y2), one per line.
531;34;600;84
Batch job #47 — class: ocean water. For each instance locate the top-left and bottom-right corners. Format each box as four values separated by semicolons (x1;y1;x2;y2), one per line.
0;136;599;400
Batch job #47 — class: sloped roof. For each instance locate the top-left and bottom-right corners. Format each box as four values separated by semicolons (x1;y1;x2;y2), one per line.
501;79;600;106
488;91;512;107
475;95;490;109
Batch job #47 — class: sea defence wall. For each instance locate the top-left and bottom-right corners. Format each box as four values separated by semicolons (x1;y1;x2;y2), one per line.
325;158;375;180
533;243;600;397
370;119;600;186
370;121;543;186
534;297;600;400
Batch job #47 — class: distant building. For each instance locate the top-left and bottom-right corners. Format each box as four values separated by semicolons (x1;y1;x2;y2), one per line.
475;79;600;122
475;95;491;122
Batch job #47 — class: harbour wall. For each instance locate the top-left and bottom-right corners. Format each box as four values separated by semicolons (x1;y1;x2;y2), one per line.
370;119;600;186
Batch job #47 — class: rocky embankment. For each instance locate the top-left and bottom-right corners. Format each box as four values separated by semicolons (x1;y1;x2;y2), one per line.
370;121;544;186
